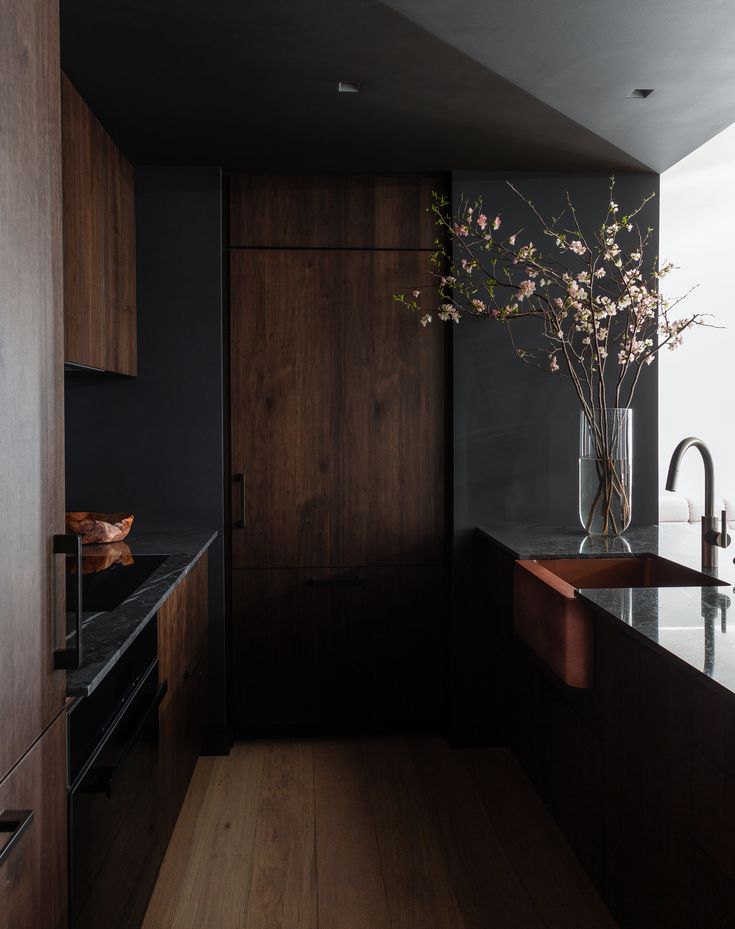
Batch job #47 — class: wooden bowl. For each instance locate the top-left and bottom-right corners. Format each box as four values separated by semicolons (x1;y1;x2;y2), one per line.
65;512;134;545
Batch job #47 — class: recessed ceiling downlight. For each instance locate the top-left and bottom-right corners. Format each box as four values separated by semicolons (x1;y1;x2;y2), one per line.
338;81;360;93
628;88;654;98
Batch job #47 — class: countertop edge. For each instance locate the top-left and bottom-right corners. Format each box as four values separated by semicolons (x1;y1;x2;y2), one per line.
66;530;218;697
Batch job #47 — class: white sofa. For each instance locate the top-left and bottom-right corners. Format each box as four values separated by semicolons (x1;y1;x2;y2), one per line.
659;490;735;526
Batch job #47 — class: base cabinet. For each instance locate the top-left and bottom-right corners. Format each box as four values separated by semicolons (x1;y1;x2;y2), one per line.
157;555;208;846
505;542;735;929
231;566;443;734
0;713;67;929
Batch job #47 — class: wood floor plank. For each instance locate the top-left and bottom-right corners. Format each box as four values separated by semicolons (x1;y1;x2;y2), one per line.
142;757;215;929
243;740;318;929
143;744;266;929
411;737;546;929
464;747;619;929
361;737;466;929
313;740;392;929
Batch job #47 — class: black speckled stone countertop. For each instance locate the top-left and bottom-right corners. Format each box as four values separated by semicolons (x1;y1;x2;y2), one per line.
479;523;735;697
66;529;217;697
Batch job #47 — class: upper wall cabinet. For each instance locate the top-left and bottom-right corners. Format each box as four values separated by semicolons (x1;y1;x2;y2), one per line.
61;73;137;375
229;174;438;249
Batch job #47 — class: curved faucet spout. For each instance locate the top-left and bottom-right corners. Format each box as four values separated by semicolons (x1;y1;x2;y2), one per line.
666;437;729;570
665;436;715;518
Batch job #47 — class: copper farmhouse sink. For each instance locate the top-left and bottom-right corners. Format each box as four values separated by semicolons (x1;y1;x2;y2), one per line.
513;555;726;689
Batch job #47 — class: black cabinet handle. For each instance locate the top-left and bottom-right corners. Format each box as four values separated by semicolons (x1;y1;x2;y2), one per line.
234;472;246;529
0;810;33;868
306;574;365;587
53;533;83;670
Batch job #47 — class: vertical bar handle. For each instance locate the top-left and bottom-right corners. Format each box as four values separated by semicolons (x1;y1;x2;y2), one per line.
0;810;33;868
53;533;83;670
235;472;246;529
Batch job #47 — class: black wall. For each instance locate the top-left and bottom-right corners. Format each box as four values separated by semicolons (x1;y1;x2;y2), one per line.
65;165;228;747
449;170;660;743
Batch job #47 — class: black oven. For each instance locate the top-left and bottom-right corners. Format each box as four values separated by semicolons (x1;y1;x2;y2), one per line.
68;619;166;929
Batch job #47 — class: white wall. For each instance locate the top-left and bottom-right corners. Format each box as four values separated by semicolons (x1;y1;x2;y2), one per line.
659;123;735;516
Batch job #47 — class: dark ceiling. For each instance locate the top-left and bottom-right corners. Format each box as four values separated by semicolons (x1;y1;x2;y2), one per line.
60;0;735;174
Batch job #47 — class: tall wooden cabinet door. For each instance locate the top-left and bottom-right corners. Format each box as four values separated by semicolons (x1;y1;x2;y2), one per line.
61;72;107;369
230;250;336;568
231;569;331;732
330;251;444;566
0;713;68;929
0;0;66;780
104;142;137;375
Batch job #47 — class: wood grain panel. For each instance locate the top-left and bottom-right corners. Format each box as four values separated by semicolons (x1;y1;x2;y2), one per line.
62;72;137;374
231;569;326;732
330;250;443;566
158;554;209;843
0;0;66;782
313;741;391;929
230;249;443;568
229;174;440;249
61;73;106;369
0;713;68;929
230;250;335;568
232;567;442;733
105;143;137;374
242;741;317;929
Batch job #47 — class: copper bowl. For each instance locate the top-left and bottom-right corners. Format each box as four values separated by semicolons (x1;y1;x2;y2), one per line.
65;512;135;545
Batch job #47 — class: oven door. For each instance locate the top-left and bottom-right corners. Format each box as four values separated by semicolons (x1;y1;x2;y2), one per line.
69;659;166;929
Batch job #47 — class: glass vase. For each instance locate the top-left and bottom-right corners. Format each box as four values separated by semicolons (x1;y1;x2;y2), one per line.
578;408;632;536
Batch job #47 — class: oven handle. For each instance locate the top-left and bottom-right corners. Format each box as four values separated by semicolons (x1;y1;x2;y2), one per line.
69;658;162;795
80;679;168;799
0;810;33;868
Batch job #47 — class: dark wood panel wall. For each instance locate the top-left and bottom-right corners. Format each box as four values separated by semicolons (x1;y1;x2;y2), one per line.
229;174;446;733
0;0;66;782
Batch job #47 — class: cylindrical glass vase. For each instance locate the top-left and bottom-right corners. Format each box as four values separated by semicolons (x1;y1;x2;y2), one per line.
578;408;632;536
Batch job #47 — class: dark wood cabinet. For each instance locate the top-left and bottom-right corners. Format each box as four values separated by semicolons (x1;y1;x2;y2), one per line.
229;174;438;249
230;248;443;570
158;555;208;843
229;174;446;734
1;23;68;928
0;713;68;929
61;73;137;375
232;567;443;733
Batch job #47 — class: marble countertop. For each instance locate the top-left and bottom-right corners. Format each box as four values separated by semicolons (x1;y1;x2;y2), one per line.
479;523;735;698
66;529;217;697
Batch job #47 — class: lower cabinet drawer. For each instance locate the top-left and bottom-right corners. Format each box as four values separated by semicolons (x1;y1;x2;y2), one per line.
0;713;67;929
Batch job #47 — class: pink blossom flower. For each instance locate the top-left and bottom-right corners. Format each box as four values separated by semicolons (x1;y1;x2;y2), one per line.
420;314;432;327
549;355;560;373
517;280;536;301
569;240;586;256
471;298;486;311
477;213;487;230
493;215;501;230
453;223;469;237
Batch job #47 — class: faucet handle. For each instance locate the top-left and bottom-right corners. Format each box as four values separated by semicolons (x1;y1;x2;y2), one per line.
720;510;732;549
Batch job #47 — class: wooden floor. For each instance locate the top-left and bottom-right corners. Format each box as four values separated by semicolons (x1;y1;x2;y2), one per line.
142;735;617;929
